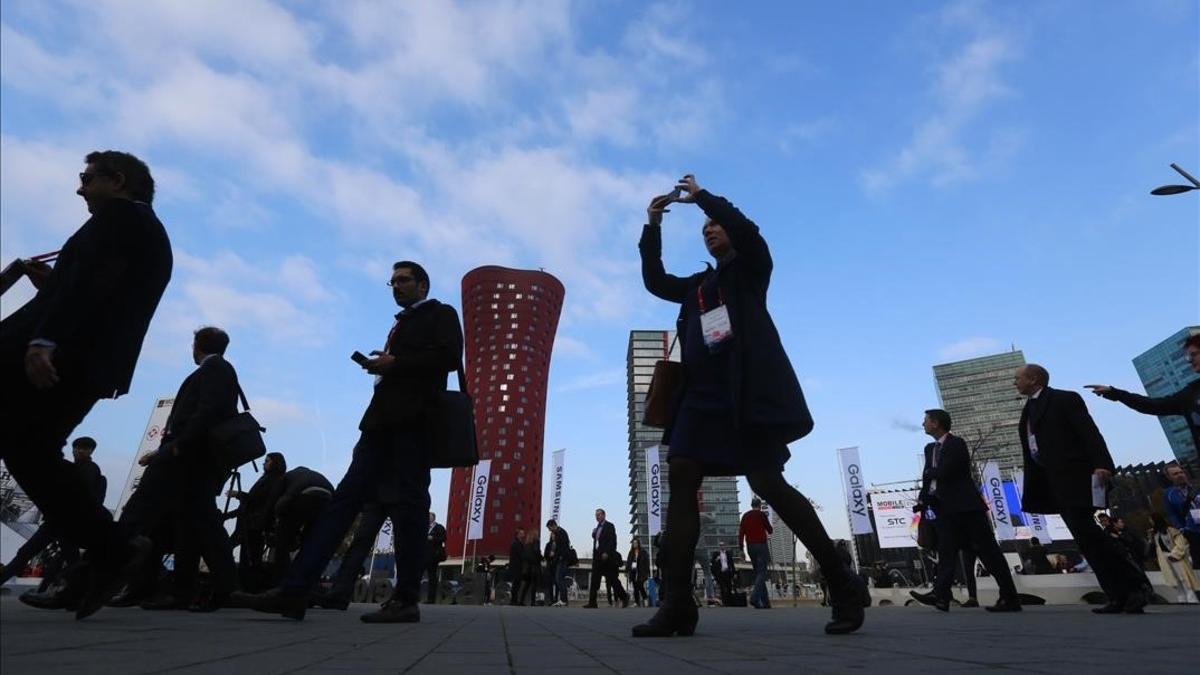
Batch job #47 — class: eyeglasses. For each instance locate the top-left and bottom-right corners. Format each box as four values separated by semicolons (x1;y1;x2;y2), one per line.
387;276;416;287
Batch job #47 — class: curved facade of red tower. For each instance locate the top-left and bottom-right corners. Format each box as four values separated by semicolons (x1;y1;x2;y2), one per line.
446;266;564;558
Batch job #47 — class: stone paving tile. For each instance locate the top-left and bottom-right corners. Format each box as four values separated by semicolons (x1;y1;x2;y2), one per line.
4;597;1199;674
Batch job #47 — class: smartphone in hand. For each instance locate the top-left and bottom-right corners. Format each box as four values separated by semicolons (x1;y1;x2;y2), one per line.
351;351;370;367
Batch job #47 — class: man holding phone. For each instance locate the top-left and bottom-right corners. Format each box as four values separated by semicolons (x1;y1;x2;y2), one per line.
241;260;463;623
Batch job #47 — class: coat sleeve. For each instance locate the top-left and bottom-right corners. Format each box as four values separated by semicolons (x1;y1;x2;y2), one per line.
693;190;772;289
33;202;144;346
1103;387;1188;417
916;445;933;504
639;224;694;303
1064;391;1115;471
389;305;463;375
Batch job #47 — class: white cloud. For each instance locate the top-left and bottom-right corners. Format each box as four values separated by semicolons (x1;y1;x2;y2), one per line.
862;4;1021;192
937;336;1004;361
556;369;625;393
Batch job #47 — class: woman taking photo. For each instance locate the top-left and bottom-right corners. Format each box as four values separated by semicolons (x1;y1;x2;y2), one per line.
633;174;865;637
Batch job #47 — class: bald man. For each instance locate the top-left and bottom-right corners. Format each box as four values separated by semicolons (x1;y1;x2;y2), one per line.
1013;364;1150;615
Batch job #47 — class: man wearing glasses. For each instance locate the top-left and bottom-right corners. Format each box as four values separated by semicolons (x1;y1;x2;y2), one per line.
243;261;463;623
1;150;172;619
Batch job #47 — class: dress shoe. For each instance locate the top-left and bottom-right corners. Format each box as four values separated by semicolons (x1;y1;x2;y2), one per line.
236;588;307;620
361;599;419;623
140;594;189;610
984;596;1022;613
107;589;149;608
909;590;936;605
825;576;868;634
631;603;699;637
582;602;599;608
188;593;230;613
1122;591;1147;614
621;597;630;609
1092;601;1124;614
960;598;980;608
76;535;152;620
19;586;80;611
309;592;350;611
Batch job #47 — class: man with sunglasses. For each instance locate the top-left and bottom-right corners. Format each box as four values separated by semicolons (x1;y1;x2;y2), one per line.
241;261;463;623
0;150;172;619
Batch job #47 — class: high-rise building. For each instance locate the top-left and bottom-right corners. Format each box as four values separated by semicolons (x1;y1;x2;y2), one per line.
763;502;797;567
625;330;739;555
933;350;1027;476
1133;326;1200;463
446;267;564;558
627;330;676;543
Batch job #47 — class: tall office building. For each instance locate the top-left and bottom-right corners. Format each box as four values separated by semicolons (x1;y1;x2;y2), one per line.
760;499;797;567
627;330;676;542
933;350;1027;476
446;267;564;558
1133;326;1200;463
625;330;739;554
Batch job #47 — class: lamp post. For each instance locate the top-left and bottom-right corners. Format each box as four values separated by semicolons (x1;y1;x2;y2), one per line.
1150;163;1200;195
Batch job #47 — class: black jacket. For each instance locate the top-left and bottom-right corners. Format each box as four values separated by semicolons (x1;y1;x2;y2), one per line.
1102;379;1200;457
710;549;736;576
1018;387;1114;514
359;299;463;432
426;523;447;563
640;190;813;446
162;355;239;458
274;467;334;515
508;538;525;578
0;199;172;398
591;520;618;558
231;469;287;532
75;458;107;505
626;547;650;581
917;434;985;515
549;527;571;562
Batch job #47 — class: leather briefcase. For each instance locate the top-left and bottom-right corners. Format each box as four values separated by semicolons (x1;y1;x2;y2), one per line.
210;383;267;470
431;364;479;468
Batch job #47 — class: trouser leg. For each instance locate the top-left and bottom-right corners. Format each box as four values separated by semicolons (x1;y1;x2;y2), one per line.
663;458;704;606
963;513;1016;598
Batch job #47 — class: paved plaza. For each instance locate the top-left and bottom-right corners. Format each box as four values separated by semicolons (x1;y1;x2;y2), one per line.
0;596;1195;674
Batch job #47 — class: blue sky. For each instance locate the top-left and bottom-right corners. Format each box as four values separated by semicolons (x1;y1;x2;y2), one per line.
2;0;1197;558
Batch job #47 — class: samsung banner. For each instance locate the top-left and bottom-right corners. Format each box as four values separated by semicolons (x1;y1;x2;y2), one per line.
837;447;873;535
115;396;174;518
466;459;493;541
551;449;565;524
980;461;1016;541
871;489;921;549
645;446;663;537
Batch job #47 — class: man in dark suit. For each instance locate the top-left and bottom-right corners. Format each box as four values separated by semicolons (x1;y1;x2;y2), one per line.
0;150;171;619
710;543;737;604
909;409;1020;612
424;512;447;603
243;261;462;623
0;437;107;586
1014;364;1151;613
507;528;526;606
137;326;241;611
585;508;628;608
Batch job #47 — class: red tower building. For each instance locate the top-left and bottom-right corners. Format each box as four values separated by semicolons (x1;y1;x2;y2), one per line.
446;266;564;558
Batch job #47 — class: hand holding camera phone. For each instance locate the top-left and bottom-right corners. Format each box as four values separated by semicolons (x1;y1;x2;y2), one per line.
351;351;370;367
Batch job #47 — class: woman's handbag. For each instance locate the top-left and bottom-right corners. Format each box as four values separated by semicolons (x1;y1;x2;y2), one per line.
210;383;267;470
641;334;682;428
430;363;480;469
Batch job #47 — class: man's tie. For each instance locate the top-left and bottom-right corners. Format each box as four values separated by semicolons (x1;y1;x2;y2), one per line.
932;441;943;467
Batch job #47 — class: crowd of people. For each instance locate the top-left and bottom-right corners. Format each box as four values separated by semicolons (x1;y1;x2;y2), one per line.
1;152;1198;642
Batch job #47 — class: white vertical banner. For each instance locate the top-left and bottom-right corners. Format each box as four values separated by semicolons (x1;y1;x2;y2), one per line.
1012;470;1053;543
980;461;1016;541
551;449;565;524
115;396;174;518
645;446;663;536
467;459;493;541
837;447;873;535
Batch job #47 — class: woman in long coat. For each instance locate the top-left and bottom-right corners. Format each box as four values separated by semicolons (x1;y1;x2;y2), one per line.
632;174;865;638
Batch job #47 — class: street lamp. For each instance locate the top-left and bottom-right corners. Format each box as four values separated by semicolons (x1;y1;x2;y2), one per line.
1150;163;1200;195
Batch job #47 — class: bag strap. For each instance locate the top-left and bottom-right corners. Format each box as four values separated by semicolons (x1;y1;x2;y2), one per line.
234;380;251;412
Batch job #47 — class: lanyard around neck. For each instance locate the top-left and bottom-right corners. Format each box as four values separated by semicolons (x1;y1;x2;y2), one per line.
696;283;724;313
